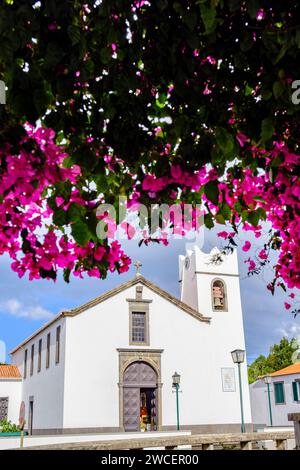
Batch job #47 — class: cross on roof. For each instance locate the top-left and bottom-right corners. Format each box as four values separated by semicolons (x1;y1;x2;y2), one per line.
134;260;142;276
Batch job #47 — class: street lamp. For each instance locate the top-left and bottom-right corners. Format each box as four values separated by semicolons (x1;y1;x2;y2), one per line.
231;349;246;433
264;374;273;427
172;371;181;431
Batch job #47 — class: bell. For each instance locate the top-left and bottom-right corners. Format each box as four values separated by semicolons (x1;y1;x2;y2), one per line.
213;297;222;307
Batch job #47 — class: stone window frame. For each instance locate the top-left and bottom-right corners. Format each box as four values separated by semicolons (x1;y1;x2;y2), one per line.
211;277;228;312
127;297;152;347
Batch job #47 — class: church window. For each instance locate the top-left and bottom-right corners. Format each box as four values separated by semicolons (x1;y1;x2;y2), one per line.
212;279;227;311
127;291;151;346
46;333;50;369
38;339;42;372
55;326;61;364
131;312;146;343
30;344;34;376
24;349;28;379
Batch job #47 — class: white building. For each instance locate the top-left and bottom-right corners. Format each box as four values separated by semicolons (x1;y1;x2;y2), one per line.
0;365;22;424
250;363;300;428
0;246;252;435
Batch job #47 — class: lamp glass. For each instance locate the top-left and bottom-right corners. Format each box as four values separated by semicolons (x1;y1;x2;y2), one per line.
264;375;272;384
172;371;181;386
231;349;245;364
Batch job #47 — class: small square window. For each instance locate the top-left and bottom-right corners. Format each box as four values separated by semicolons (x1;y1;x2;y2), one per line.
131;312;146;343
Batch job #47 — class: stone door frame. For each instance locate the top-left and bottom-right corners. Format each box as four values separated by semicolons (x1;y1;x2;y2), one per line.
117;348;163;431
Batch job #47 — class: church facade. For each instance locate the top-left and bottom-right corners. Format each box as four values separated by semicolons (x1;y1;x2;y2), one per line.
3;246;252;434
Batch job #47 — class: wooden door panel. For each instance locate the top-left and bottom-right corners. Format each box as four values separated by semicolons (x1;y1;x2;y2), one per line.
123;387;140;432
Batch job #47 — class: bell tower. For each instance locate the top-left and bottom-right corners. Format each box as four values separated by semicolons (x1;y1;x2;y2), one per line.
179;245;252;429
179;245;247;363
179;246;241;314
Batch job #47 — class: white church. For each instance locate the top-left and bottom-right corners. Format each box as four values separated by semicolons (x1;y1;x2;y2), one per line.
0;246;252;435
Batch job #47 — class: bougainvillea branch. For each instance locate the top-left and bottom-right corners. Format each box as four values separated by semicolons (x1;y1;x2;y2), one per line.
0;1;299;305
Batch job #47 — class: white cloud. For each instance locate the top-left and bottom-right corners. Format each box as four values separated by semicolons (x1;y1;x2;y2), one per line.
277;323;300;344
0;340;6;363
0;299;53;320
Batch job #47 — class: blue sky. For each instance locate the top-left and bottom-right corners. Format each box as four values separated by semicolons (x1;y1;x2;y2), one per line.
0;226;299;364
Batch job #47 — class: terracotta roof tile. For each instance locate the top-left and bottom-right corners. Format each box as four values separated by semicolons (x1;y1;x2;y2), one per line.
0;364;21;379
270;362;300;377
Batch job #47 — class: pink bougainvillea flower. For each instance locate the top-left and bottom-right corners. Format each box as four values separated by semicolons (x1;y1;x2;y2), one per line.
236;132;249;147
94;246;106;262
258;249;268;260
217;231;235;240
55;197;64;208
120;221;136;240
256;9;265;21
242;241;251;252
249;260;256;271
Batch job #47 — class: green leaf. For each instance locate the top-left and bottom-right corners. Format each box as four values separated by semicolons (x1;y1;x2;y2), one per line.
247;210;260;227
67;24;81;45
234;201;242;213
241;210;248;222
100;47;111;65
63;268;71;283
240;33;253;52
67;203;86;223
245;83;253;96
71;221;91;245
260;118;274;142
247;0;259;19
274;44;289;65
273;81;284;99
220;202;231;220
204;180;219;205
39;267;56;280
183;11;197;31
256;207;267;220
261;88;272;101
199;3;217;35
155;93;167;109
62;156;74;168
215;213;226;224
53;208;67;226
45;42;65;68
204;212;214;229
215;127;235;155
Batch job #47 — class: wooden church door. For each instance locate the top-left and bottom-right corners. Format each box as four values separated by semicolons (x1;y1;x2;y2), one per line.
123;361;157;432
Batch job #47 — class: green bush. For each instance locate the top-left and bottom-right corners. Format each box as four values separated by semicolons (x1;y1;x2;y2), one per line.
0;418;21;433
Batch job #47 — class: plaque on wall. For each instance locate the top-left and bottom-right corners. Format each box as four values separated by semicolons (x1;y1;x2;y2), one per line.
221;368;236;392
